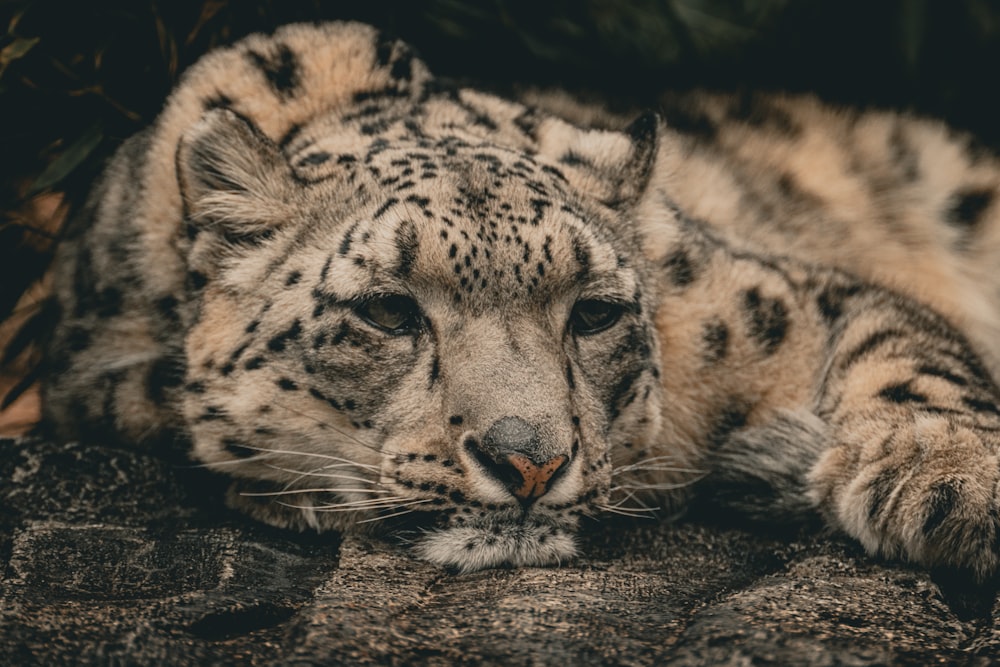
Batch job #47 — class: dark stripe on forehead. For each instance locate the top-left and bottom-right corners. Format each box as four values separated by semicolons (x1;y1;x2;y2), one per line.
339;221;360;256
394;219;419;278
570;233;592;281
373;197;400;220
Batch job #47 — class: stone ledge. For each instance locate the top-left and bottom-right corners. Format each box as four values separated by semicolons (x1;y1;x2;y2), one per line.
1;437;997;665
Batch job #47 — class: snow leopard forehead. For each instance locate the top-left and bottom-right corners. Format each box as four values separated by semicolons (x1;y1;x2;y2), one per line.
278;137;641;315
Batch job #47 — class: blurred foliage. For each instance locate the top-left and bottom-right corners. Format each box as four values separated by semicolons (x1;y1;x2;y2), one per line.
2;0;1000;345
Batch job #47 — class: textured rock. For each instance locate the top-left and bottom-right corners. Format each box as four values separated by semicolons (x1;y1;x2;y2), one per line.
1;437;997;665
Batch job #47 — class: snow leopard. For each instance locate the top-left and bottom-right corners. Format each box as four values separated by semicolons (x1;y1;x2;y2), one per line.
40;22;1000;577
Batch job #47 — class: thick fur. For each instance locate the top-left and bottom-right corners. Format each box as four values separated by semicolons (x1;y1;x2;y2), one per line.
42;22;1000;578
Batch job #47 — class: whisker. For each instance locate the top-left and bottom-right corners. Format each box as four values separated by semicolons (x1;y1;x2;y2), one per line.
270;399;390;455
606;488;661;512
356;509;418;524
275;498;408;512
262;464;384;487
305;495;436;511
611;456;706;476
611;465;706;477
192;455;273;468
595;504;658;518
356;501;435;524
228;444;381;470
240;487;390;497
312;496;413;509
609;480;698;492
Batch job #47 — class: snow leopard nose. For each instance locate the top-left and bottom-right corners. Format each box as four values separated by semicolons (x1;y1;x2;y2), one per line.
468;417;568;503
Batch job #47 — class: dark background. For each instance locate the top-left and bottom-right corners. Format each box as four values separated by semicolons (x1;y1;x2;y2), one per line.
3;0;1000;408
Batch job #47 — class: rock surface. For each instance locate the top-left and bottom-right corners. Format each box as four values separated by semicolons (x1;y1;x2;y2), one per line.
1;436;998;665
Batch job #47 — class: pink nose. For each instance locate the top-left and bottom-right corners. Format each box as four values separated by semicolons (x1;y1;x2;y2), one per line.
465;416;571;503
507;454;568;500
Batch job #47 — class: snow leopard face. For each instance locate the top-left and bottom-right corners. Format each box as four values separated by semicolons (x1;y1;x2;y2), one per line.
178;107;668;570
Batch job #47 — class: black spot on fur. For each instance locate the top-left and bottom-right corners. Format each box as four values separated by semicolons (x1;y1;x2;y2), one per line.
541;165;567;182
529;199;549;227
285;271;302;286
390;45;415;81
945;187;994;229
776;173;817;203
203;94;233;110
559;151;591;167
706;400;750;450
198;406;226;422
278;122;303;149
867;464;900;521
267;319;302;352
607;367;645;421
742;288;788;355
839;329;905;370
96;287;123;318
66;326;91;352
566;363;576;390
330;322;350;346
450;415;463;425
663;248;696;287
189;271;208;290
922;482;960;537
277;377;298;391
888;121;920;182
298;151;331;166
244;356;265;370
962;395;1000;417
223;439;256;459
702;320;729;364
147;356;185;403
429;353;440;388
729;92;800;137
917;365;968;387
309;387;342;411
878;381;928;404
246;43;300;99
816;281;863;323
513;108;540;139
659;96;717;139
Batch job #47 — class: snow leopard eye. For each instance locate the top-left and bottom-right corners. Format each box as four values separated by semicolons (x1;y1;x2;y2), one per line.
570;299;625;336
355;294;423;335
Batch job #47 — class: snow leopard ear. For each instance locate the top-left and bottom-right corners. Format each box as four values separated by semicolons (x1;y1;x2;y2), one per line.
536;110;660;211
176;108;296;237
615;111;660;208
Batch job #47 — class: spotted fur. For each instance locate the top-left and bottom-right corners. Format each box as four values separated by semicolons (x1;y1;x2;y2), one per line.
42;22;1000;578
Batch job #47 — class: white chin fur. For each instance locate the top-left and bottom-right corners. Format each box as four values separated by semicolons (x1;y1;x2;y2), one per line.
413;523;578;573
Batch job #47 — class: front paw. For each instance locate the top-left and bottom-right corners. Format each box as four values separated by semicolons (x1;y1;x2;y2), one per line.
810;414;1000;580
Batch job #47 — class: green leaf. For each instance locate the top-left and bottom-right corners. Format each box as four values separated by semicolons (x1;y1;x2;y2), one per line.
0;36;40;79
28;123;104;195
